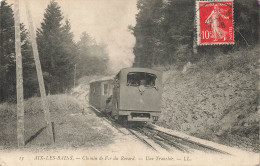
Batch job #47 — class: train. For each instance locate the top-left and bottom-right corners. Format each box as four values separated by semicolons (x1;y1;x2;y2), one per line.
89;67;163;125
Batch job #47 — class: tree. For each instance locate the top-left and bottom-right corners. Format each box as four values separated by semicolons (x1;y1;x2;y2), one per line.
131;0;259;67
132;0;164;67
37;0;76;93
76;32;109;78
58;18;77;91
0;0;36;102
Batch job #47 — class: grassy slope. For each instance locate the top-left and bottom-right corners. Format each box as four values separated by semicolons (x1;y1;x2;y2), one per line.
0;94;114;149
156;46;259;152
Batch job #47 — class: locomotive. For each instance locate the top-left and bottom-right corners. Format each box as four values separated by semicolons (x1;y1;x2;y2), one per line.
89;68;162;124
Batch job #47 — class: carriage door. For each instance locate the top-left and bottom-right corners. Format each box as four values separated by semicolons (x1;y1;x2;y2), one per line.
103;83;108;96
112;73;120;118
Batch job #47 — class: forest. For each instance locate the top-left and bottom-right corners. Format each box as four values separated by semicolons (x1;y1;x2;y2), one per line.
0;0;109;102
130;0;259;67
0;0;259;102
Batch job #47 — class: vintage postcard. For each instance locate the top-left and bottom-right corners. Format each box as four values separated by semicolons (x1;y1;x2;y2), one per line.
0;0;259;166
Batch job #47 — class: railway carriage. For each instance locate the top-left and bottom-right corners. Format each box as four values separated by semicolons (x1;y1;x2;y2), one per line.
89;79;113;112
89;67;163;124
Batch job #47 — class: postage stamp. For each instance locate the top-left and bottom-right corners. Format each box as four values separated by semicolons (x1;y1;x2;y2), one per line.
196;0;234;45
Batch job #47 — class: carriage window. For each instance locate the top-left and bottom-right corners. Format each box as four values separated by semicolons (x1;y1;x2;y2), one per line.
103;84;108;95
127;72;156;87
114;72;120;88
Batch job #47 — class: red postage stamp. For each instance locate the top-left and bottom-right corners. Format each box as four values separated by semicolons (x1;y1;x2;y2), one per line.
196;0;234;45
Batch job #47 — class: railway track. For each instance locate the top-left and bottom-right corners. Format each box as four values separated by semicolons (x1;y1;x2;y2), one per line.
127;128;159;152
76;94;131;135
136;127;190;153
88;105;167;152
87;105;229;154
88;105;130;135
141;125;230;154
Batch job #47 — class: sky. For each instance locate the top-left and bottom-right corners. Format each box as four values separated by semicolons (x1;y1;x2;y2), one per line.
6;0;138;73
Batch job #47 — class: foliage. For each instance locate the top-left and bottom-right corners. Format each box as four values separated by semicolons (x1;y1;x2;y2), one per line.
0;94;114;148
76;32;109;78
36;0;77;94
157;45;259;152
0;0;37;102
36;0;109;92
131;0;259;67
0;0;109;102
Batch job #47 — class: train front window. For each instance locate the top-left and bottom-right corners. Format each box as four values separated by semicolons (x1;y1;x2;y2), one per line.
103;84;108;95
127;72;156;87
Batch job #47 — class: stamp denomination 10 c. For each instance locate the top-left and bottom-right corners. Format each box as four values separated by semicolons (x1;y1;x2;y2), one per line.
196;0;234;45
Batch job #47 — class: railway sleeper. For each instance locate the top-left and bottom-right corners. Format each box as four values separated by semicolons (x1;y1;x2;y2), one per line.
137;128;173;153
156;134;190;153
156;130;229;154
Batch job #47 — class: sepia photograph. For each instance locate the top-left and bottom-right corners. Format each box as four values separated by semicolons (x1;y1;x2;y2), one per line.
0;0;259;165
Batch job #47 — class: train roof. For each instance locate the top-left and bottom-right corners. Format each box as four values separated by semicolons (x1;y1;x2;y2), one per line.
89;76;114;84
89;68;162;84
119;67;162;74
